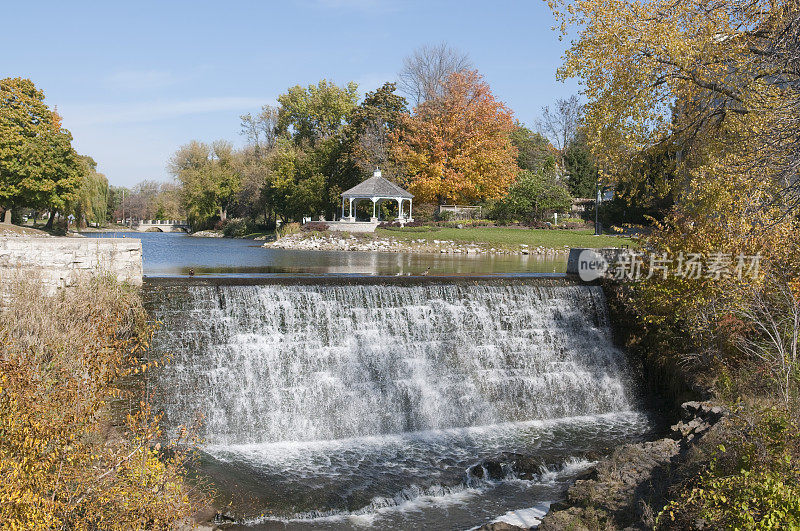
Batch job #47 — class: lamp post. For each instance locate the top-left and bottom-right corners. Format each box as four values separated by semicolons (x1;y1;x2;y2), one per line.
594;170;602;236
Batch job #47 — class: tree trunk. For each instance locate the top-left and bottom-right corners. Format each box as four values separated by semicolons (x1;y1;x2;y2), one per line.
2;208;10;224
45;210;56;230
219;206;227;223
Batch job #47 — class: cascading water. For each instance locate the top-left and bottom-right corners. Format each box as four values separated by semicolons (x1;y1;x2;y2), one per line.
147;281;655;529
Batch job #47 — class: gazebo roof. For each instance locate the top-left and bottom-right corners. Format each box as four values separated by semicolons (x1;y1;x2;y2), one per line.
342;170;413;199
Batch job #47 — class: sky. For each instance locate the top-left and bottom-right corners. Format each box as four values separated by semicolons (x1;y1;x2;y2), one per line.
2;0;580;188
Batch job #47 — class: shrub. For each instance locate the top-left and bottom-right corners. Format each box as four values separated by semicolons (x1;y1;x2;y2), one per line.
300;221;329;232
222;218;249;238
0;276;205;528
436;209;455;222
657;405;800;530
276;222;300;239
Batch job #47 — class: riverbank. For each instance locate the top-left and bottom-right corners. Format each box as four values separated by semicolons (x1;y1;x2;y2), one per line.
266;229;625;255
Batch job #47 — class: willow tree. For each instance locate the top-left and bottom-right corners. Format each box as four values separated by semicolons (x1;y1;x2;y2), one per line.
391;70;518;204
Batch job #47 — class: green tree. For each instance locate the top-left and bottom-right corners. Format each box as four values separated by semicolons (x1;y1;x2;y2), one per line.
510;124;557;174
0;78;83;224
71;156;109;227
563;138;597;198
337;82;408;196
261;139;326;221
277;80;359;146
490;169;572;223
169;140;241;227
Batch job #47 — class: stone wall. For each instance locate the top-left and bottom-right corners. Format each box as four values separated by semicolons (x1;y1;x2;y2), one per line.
0;237;142;293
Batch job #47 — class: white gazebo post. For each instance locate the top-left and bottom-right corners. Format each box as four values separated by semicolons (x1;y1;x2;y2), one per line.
341;197;345;220
397;197;403;220
349;198;354;221
371;197;378;222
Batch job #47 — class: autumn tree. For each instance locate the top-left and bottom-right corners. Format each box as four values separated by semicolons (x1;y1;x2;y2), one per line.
0;78;83;223
548;1;800;526
391;70;518;204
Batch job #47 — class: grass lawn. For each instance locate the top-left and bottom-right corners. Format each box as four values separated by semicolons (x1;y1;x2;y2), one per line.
375;226;634;249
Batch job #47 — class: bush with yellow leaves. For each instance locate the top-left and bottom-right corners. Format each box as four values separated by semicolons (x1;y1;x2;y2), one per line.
0;275;206;529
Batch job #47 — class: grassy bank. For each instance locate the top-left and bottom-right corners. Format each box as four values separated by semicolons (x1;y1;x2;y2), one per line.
376;226;633;249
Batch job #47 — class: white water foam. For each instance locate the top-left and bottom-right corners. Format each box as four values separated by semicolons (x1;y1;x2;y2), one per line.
472;503;552;530
152;284;638;446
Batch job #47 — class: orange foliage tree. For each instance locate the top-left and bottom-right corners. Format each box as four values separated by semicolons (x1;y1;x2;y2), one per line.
390;70;518;204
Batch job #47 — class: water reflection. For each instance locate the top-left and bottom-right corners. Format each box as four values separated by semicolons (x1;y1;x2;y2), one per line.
85;231;567;277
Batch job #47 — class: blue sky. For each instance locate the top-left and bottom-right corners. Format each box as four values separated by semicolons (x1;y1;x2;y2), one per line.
2;0;579;187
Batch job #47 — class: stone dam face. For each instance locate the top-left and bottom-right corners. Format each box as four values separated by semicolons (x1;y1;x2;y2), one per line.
144;280;656;528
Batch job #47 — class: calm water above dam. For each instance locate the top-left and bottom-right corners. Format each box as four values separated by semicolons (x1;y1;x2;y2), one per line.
84;231;567;277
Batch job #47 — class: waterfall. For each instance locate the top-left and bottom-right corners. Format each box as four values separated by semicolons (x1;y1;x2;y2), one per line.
149;282;636;446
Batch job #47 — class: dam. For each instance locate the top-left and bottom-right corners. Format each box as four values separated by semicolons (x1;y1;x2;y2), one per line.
146;278;655;529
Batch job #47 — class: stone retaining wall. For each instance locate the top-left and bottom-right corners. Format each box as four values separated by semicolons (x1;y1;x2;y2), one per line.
0;237;142;293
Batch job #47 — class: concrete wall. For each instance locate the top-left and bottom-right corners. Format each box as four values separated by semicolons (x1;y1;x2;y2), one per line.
0;237;142;293
326;221;380;233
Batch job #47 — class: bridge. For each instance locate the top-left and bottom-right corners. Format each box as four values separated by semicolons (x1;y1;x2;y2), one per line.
130;219;190;232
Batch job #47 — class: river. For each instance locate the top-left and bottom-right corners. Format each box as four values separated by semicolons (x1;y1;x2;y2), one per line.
89;232;657;530
84;231;567;277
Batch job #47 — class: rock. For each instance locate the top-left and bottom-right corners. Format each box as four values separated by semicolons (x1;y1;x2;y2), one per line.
468;459;506;480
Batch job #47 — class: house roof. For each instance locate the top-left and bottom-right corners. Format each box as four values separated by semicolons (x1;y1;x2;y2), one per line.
342;172;413;199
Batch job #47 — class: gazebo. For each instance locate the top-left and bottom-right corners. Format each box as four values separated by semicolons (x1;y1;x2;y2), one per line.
341;169;413;222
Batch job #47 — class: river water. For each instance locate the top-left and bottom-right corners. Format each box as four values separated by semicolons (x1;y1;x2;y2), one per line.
83;232;567;277
89;232;657;530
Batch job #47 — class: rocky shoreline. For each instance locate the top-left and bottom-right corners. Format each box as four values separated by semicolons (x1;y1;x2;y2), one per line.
267;231;570;256
475;400;729;531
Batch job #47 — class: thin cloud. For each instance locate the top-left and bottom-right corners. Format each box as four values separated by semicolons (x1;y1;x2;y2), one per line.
60;97;275;127
105;69;180;91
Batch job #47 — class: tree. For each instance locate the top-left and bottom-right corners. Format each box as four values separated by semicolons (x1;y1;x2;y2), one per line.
489;169;572;223
261;139;326;221
341;82;408;185
510;124;558;174
536;95;582;169
169;140;241;227
277;80;359;146
563;137;597;198
240;104;279;158
398;43;472;105
71;156;109;227
391;70;518;204
0;78;83;223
